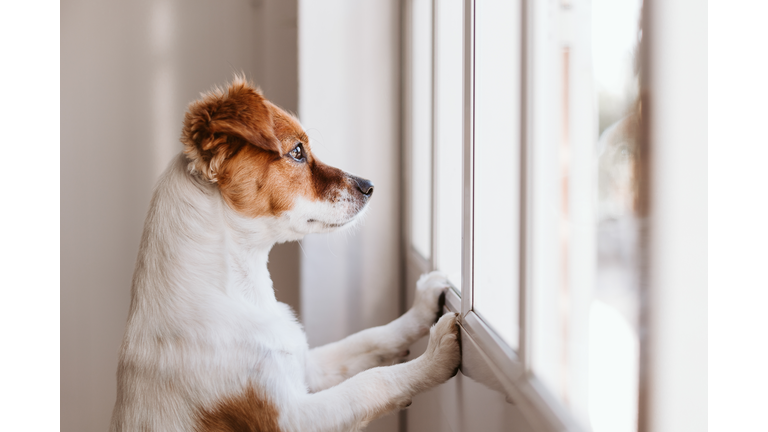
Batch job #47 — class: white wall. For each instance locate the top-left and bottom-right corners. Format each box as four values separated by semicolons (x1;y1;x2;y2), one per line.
298;1;403;431
644;0;707;430
298;0;402;349
61;1;299;431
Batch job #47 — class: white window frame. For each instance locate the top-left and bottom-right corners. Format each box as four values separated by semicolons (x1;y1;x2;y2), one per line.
403;0;590;430
403;0;709;430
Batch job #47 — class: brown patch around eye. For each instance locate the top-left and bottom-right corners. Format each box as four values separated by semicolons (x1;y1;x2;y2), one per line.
195;385;281;432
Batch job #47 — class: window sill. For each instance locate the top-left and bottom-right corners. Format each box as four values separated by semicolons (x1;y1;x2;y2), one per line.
443;287;583;432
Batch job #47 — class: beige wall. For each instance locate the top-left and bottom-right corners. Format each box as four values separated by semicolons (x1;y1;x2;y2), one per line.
61;1;299;431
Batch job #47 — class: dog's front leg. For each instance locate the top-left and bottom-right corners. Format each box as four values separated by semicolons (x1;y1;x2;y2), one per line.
306;272;450;392
285;312;460;432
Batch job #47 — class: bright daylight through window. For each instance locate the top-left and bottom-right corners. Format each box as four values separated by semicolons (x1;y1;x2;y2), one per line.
407;0;645;430
433;0;463;289
473;0;522;350
588;0;643;430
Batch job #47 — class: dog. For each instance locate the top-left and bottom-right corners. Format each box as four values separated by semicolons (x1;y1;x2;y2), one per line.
109;76;461;432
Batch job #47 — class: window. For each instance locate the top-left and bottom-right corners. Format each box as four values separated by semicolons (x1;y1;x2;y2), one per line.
409;0;433;261
473;0;523;350
404;0;644;430
433;0;464;289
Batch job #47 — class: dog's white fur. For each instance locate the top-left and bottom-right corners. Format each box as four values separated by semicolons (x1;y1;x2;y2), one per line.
109;149;461;432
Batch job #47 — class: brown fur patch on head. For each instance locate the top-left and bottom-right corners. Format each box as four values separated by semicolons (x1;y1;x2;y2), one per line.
266;101;309;155
181;76;282;182
180;77;366;219
195;385;281;432
214;102;352;218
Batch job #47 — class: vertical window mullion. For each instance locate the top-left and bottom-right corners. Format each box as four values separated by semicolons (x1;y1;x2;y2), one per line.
461;0;474;316
520;0;534;373
430;0;438;271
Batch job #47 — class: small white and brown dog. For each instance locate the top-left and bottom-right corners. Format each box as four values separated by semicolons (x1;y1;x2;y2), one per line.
109;77;461;432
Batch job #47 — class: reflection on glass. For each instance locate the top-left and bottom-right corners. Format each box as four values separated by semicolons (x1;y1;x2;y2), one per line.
434;0;463;288
528;0;643;429
473;0;521;349
589;0;642;431
410;0;433;260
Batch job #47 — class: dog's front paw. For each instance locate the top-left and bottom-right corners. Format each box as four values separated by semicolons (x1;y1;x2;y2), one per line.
413;271;450;323
421;312;462;384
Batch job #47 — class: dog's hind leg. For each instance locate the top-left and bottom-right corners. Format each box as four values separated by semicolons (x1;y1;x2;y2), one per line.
305;271;450;392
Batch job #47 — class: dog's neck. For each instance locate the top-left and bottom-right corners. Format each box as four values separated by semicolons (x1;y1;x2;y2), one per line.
133;154;288;313
219;208;281;307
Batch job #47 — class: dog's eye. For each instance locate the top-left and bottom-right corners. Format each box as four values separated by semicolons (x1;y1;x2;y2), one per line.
289;143;306;162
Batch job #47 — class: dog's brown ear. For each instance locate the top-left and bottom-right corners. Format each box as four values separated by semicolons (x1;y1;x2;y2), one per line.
181;77;281;181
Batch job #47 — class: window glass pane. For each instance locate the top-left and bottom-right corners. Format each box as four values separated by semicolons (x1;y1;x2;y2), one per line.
433;0;463;288
590;0;642;430
410;0;433;260
528;0;643;429
473;0;521;349
528;0;565;406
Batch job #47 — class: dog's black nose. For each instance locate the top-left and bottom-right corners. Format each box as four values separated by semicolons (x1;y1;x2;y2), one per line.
353;177;374;197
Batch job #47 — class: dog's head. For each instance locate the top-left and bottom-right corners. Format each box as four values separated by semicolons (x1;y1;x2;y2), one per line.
181;77;373;237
